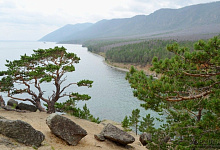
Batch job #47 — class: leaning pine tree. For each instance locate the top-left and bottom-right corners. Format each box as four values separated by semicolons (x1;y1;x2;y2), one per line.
126;36;220;149
0;46;93;113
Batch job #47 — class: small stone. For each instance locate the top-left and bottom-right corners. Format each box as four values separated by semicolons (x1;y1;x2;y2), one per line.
16;103;37;112
139;132;152;146
94;134;105;141
7;99;18;107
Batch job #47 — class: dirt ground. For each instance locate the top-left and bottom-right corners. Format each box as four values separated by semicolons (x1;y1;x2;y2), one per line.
0;109;146;150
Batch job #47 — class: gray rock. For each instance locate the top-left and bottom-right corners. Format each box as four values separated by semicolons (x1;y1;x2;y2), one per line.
96;123;135;145
94;134;105;141
4;105;15;111
7;99;18;107
139;132;152;146
0;119;45;147
46;113;87;146
0;135;24;149
16;103;37;112
0;116;6;119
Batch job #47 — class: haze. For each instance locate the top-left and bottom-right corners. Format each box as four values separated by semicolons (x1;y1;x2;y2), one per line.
0;0;218;41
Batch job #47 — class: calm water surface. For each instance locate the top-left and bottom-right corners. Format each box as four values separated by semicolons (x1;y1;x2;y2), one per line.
0;41;161;123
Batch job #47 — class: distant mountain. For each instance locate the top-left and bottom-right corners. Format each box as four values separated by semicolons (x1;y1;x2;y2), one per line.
39;23;93;42
40;1;220;42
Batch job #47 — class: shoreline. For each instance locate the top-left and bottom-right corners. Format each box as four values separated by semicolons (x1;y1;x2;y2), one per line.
104;58;159;78
91;51;158;76
103;60;129;72
89;50;160;78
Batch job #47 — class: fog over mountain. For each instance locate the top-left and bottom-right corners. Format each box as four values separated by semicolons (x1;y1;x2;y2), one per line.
40;1;220;42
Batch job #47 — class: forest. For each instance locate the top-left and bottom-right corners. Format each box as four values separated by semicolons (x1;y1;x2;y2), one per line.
85;38;196;65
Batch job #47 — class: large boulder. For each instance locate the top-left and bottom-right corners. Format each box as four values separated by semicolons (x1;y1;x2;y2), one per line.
95;123;135;145
46;113;87;146
16;103;37;112
139;132;152;146
0;119;45;147
7;99;18;107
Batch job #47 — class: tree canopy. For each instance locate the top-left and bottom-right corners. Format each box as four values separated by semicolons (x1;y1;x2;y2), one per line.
106;40;195;65
126;36;220;149
0;46;93;113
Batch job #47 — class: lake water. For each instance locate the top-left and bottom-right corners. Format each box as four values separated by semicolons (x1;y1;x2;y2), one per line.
0;41;161;124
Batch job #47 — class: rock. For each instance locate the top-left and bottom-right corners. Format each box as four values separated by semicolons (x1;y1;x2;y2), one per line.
94;134;105;141
16;103;37;112
0;135;24;149
139;132;152;146
96;123;135;145
0;116;6;119
4;105;15;111
46;113;87;146
0;119;45;147
7;99;18;107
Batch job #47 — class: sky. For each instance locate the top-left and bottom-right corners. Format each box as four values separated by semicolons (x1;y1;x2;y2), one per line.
0;0;218;41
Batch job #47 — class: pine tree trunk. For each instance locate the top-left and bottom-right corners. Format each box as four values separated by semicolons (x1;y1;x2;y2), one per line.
136;123;138;135
0;95;5;107
35;99;46;112
197;108;202;121
47;101;55;114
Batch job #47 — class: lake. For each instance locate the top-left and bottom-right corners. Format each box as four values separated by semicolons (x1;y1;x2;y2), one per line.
0;41;161;124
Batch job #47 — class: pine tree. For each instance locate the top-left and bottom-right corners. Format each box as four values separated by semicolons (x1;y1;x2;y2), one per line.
129;109;140;135
139;114;155;133
126;36;220;149
121;116;131;131
0;46;93;113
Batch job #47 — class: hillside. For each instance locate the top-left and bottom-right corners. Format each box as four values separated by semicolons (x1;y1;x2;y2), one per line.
39;1;220;43
40;23;93;42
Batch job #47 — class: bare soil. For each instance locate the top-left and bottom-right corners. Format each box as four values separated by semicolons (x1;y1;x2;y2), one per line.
0;109;146;150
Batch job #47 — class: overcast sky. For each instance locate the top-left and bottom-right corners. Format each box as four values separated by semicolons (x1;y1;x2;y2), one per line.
0;0;218;41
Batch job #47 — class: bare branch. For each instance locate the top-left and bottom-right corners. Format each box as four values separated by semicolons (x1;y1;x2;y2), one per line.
60;82;77;95
8;91;35;104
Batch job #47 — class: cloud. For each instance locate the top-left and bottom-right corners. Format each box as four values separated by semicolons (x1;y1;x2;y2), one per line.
0;0;218;40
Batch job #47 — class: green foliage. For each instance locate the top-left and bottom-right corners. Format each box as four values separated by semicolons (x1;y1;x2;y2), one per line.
129;109;140;135
126;36;220;149
121;116;132;131
139;114;155;133
77;80;93;88
83;39;141;53
0;76;13;91
11;103;17;109
52;99;101;124
0;46;93;113
106;39;194;65
69;93;91;101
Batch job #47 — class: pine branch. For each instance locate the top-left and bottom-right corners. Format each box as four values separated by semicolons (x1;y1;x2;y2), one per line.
183;71;220;77
165;90;213;102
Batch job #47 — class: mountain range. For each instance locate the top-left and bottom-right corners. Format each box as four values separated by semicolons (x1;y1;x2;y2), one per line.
39;1;220;43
